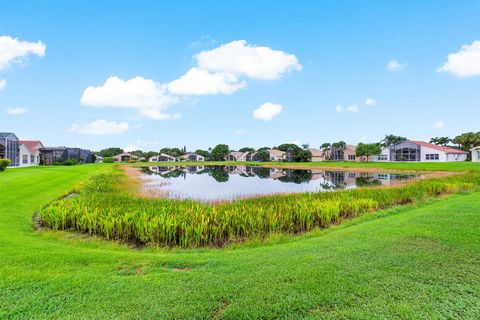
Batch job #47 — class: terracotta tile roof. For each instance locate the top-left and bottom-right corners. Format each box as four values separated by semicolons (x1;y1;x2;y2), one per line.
19;140;43;154
307;148;324;157
409;140;467;154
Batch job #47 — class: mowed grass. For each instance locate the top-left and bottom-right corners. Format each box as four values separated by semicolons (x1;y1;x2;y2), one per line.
1;164;479;318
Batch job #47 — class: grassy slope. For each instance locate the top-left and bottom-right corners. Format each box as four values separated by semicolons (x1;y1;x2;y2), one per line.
140;160;480;172
1;164;480;319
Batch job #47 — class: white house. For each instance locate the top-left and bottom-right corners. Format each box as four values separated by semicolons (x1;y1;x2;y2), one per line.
387;140;467;162
113;152;138;162
19;140;44;167
372;147;390;162
149;153;176;162
471;146;480;162
178;152;205;162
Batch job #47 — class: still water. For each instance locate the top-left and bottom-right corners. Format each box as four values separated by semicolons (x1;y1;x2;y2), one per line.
140;165;421;202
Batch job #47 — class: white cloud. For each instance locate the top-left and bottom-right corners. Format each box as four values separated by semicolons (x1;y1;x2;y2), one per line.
188;35;216;48
365;98;377;106
6;107;28;115
69;119;129;135
253;102;283;121
346;105;359;113
437;40;480;77
335;105;343;113
168;67;246;95
0;36;46;70
81;76;180;120
195;40;302;80
434;120;445;129
387;60;406;72
0;79;6;90
234;129;247;135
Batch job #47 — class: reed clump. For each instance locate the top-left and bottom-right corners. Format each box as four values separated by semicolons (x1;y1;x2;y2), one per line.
37;170;480;247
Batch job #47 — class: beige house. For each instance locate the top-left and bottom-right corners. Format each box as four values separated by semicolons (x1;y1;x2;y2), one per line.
307;148;324;162
178;152;205;162
326;145;357;161
149;153;176;162
19;140;44;167
267;149;286;161
113;152;138;162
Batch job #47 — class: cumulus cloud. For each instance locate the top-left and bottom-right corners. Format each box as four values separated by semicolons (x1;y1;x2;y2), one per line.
195;40;302;80
124;144;140;152
0;36;46;70
335;105;343;113
437;40;480;77
0;79;6;90
81;76;180;120
387;60;406;72
168;67;246;95
253;102;283;121
346;105;359;113
365;98;377;106
69;119;129;135
6;107;28;115
434;120;445;129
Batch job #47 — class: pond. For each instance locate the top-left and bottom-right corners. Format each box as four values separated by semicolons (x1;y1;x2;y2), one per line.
139;165;422;202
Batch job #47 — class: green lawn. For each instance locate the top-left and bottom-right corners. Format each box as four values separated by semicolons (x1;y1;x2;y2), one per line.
1;164;480;319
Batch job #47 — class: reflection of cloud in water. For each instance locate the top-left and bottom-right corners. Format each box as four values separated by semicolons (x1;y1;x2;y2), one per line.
139;166;420;203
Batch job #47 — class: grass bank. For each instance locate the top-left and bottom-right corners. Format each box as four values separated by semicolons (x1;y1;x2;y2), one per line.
38;165;480;247
1;164;480;318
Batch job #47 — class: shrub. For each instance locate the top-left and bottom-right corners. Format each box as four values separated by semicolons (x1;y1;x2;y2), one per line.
37;169;480;247
0;158;11;172
103;157;114;163
63;159;78;166
128;159;137;163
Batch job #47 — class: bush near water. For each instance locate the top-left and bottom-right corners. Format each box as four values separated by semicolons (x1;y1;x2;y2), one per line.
38;168;480;247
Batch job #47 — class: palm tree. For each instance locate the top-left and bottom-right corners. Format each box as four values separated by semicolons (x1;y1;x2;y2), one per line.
381;134;407;148
301;143;310;149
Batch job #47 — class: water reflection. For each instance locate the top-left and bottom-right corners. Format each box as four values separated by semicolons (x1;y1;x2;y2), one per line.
140;165;420;202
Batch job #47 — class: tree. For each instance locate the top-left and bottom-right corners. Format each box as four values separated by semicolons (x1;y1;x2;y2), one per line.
380;134;407;148
277;143;300;152
160;147;184;157
292;149;312;162
195;149;210;159
320;143;331;151
430;137;451;146
453;132;480;151
239;147;255;153
211;144;229;161
301;143;310;149
355;143;382;162
255;149;270;162
97;147;124;157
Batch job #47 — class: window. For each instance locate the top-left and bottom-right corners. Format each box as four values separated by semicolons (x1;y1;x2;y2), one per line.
377;155;388;161
22;155;28;164
377;174;389;180
31;155;35;163
348;173;356;178
426;154;439;160
347;155;356;160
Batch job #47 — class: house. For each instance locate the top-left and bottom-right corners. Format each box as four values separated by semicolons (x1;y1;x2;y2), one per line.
471;146;480;162
372;147;391;162
307;148;324;162
113;152;138;162
388;140;467;162
327;145;357;161
149;153;177;162
267;149;286;161
226;151;252;161
178;152;205;162
0;132;20;167
19;140;44;167
40;147;94;165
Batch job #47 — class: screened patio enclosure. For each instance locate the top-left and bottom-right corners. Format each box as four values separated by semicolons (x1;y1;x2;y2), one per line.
390;141;421;161
0;132;20;167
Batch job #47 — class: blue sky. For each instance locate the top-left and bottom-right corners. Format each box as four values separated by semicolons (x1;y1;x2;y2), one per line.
1;1;479;152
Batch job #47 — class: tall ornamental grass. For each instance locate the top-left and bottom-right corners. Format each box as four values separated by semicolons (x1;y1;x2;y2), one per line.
38;171;480;247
